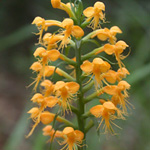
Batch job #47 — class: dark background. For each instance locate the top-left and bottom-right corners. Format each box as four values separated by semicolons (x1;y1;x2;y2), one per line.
0;0;150;150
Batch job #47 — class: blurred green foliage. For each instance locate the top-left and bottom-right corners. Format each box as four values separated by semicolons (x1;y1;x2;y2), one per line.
0;0;150;150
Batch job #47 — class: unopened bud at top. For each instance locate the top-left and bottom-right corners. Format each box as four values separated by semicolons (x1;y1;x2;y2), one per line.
51;0;61;8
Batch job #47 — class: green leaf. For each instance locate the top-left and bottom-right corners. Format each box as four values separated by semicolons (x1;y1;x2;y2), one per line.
127;63;150;85
0;25;36;51
32;130;47;150
3;104;30;150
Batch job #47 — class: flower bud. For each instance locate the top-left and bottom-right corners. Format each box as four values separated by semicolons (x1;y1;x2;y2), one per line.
32;16;45;26
51;0;61;8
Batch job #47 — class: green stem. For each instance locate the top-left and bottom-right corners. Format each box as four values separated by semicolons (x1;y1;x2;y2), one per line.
57;116;77;129
81;111;91;119
75;39;86;150
82;81;94;93
85;120;94;133
57;68;75;81
81;20;90;28
70;104;79;115
84;90;100;104
82;30;97;41
82;46;104;61
60;54;76;66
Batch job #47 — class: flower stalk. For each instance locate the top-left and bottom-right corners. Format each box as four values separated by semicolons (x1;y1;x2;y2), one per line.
74;39;86;150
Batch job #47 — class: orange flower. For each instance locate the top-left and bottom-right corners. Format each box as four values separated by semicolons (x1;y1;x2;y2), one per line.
30;61;42;72
27;93;58;137
40;111;55;125
102;40;129;69
32;17;84;50
51;0;74;18
42;33;64;50
102;70;117;84
43;125;64;141
28;107;40;120
91;26;122;44
34;47;60;65
80;58;111;88
40;80;54;96
54;81;80;113
30;46;60;91
51;0;61;8
103;80;131;113
60;127;84;150
31;93;58;108
90;101;124;133
102;67;130;84
44;66;62;77
83;2;105;30
32;17;61;43
58;18;84;49
29;62;58;91
27;107;57;137
116;67;130;81
29;62;44;90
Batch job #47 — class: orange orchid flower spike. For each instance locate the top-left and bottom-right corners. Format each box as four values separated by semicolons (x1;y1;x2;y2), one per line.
91;26;122;44
80;58;111;88
28;0;132;147
83;2;105;30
